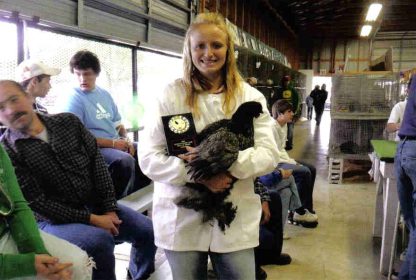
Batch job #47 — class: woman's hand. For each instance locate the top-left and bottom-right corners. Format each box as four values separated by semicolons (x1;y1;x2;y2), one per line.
35;254;73;280
52;263;73;280
177;146;198;162
198;172;234;193
178;146;235;192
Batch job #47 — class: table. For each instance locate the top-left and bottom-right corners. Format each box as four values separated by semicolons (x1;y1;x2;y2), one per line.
370;140;399;276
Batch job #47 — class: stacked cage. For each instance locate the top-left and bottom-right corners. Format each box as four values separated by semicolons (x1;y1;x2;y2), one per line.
329;119;389;157
328;72;400;182
331;73;398;120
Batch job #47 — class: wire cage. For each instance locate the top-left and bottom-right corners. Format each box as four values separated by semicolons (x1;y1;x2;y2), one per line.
253;55;269;80
269;65;283;84
329;119;387;158
331;72;400;119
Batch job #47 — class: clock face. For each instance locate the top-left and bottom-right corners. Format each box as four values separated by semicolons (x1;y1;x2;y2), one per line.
168;115;190;134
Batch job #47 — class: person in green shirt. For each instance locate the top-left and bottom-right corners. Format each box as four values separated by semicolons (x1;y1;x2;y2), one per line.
0;144;92;279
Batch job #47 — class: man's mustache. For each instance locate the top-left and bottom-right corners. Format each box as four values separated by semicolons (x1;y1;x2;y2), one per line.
11;112;27;122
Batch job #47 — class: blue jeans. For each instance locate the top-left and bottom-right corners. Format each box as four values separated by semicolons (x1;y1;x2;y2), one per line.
101;142;150;199
265;176;301;227
164;248;255;280
395;140;416;279
279;161;316;212
38;204;156;280
307;106;313;120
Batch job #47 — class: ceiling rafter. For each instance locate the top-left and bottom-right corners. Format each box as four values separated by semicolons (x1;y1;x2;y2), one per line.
262;0;416;39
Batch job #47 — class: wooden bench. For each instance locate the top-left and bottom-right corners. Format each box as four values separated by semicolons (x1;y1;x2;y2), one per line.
118;182;154;213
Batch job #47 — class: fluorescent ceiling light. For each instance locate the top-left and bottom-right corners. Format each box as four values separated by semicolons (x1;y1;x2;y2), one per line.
360;25;372;37
366;3;382;21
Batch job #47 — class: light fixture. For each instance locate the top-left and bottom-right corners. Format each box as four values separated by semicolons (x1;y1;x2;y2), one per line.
366;3;382;21
360;25;372;37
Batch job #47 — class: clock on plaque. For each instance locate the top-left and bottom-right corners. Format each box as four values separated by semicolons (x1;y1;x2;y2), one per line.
161;113;197;155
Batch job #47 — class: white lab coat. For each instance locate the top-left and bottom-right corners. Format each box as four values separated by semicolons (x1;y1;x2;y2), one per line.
138;80;279;252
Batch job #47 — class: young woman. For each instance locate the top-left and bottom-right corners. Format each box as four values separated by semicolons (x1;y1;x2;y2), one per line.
0;144;92;280
138;12;279;279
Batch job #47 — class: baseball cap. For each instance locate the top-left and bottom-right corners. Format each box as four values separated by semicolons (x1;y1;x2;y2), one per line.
16;60;61;82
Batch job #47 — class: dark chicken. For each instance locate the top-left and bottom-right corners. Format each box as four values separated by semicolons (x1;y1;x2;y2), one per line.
175;101;263;231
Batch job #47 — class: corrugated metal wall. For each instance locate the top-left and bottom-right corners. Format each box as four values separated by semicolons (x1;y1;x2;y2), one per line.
0;0;193;54
307;39;370;74
372;38;416;72
303;36;416;74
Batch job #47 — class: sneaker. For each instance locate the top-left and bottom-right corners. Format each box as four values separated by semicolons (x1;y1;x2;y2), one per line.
293;209;318;223
308;210;318;220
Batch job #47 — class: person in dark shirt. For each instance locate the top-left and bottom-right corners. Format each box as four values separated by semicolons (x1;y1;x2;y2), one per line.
0;80;156;280
310;83;328;126
254;178;291;279
395;76;416;279
0;143;89;280
0;61;59;136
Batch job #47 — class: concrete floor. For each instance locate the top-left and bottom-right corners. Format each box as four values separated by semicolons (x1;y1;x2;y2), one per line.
115;111;383;280
263;111;381;280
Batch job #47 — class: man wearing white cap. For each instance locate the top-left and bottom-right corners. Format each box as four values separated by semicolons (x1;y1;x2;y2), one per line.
16;60;61;114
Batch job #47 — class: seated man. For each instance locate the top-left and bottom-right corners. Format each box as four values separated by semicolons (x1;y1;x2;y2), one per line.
271;99;318;227
254;178;291;280
16;59;61;114
0;141;91;280
0;60;60;137
62;50;149;199
0;80;156;280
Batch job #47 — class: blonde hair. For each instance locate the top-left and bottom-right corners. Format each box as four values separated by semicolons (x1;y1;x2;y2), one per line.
182;12;243;117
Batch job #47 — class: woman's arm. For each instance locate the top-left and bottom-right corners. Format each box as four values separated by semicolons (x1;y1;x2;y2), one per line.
138;84;193;187
0;145;49;279
228;87;280;179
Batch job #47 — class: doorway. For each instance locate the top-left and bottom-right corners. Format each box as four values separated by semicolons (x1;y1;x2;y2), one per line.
312;76;332;110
